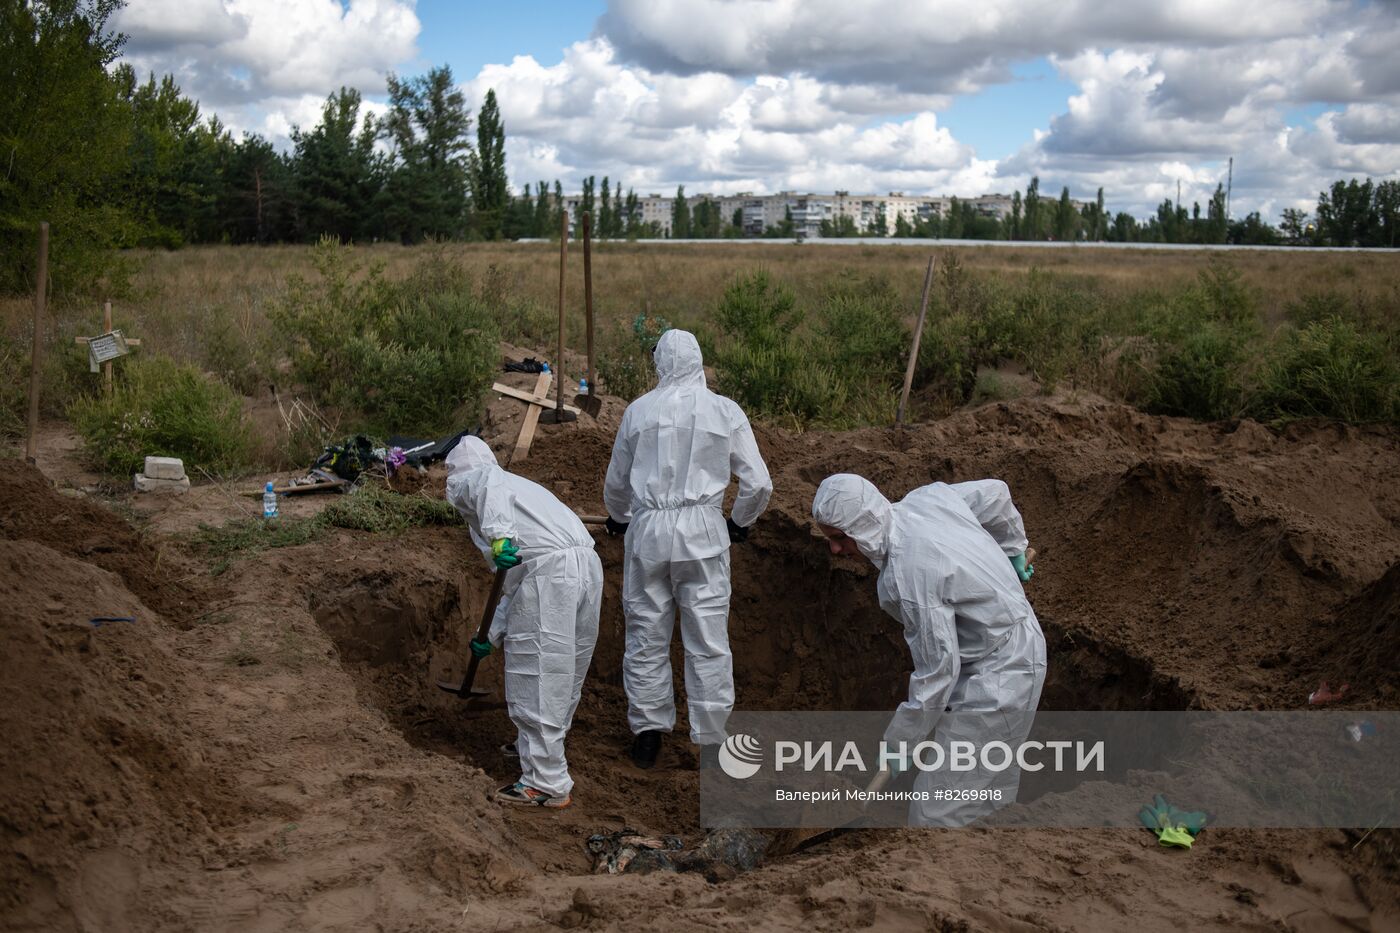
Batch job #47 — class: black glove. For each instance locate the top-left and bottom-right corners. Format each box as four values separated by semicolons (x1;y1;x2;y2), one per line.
726;516;749;543
605;516;630;537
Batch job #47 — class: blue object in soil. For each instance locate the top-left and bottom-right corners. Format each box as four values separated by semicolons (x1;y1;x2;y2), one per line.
89;617;136;627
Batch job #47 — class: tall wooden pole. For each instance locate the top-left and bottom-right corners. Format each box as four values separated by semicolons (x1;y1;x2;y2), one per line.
25;222;49;463
102;300;113;397
556;210;569;415
895;256;935;426
582;210;594;394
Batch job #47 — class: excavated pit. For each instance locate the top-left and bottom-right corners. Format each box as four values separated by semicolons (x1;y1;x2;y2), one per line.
296;398;1400;877
303;518;1204;874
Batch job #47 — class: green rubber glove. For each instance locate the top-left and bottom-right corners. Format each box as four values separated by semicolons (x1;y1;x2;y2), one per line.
1010;552;1034;582
1138;794;1206;848
470;638;494;659
491;537;520;569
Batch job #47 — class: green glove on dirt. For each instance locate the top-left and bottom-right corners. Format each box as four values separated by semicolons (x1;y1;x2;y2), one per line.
1138;794;1207;849
491;537;520;570
470;638;494;659
1010;552;1034;582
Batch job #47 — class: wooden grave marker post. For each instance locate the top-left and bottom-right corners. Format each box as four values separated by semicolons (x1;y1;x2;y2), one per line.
75;300;142;395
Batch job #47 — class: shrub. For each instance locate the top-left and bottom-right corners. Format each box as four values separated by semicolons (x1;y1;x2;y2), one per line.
711;271;848;427
815;273;907;389
270;239;498;437
70;355;252;475
1141;321;1248;420
1249;317;1399;424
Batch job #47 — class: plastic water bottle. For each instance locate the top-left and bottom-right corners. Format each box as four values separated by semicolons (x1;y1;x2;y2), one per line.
578;377;589;395
263;481;279;519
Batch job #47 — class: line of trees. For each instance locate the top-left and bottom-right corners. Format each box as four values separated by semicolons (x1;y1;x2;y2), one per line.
6;2;1398;297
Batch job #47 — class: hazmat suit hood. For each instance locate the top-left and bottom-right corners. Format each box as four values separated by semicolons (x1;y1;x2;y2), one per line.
653;329;707;388
446;435;498;479
812;473;893;565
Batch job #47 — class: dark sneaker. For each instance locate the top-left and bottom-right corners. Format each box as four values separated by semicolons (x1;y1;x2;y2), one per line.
630;730;663;769
494;782;571;809
500;741;518;759
698;744;721;770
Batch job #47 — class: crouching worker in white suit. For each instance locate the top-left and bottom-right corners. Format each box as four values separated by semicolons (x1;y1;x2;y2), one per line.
812;474;1046;827
604;329;773;770
445;436;603;809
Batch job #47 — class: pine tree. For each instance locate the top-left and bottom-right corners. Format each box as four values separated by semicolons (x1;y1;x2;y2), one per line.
293;87;382;242
379;67;472;242
466;87;506;239
1023;177;1041;240
671;185;690;238
533;180;551;237
598;176;611;239
1054;186;1076;240
1;0;135;292
580;175;595;228
553;180;564;233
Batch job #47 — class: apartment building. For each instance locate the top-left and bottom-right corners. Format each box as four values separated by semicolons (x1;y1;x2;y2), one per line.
541;189;1081;237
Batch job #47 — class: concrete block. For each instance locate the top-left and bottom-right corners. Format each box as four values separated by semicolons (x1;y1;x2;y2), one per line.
133;473;191;495
143;456;186;480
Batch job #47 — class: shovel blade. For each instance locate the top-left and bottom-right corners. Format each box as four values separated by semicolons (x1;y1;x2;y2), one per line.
436;678;490;700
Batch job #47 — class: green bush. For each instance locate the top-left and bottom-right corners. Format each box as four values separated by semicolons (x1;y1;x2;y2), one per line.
1249;317;1399;424
1141;321;1248;420
711;271;849;427
270;239;498;437
70;355;251;475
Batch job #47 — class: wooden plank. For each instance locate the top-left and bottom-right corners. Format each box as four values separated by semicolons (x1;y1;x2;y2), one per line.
511;372;551;464
244;478;348;497
491;381;580;414
25;222;48;464
895;256;935;425
75;336;142;346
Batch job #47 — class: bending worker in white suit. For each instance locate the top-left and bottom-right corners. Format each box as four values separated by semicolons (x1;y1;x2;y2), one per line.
812;474;1046;826
604;329;773;769
446;435;603;809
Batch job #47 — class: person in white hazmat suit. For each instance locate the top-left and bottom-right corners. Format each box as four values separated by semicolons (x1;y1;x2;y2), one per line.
603;329;773;769
812;473;1046;827
445;435;603;808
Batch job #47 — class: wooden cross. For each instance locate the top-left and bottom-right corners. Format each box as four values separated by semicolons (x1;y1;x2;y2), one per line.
493;372;582;464
74;301;142;396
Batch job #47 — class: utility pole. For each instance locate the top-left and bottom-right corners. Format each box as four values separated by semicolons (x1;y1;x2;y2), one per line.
1226;157;1233;222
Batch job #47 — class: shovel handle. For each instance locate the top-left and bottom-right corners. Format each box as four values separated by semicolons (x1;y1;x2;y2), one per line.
576;514;608;526
455;567;509;697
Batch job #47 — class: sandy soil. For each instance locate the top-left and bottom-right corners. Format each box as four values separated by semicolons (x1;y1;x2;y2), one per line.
3;381;1398;931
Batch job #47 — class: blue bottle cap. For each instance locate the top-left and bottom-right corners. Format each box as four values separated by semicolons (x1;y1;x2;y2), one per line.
266;481;274;491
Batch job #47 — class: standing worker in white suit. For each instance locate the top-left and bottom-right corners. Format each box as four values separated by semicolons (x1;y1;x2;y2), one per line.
812;473;1046;826
604;329;773;769
445;436;603;809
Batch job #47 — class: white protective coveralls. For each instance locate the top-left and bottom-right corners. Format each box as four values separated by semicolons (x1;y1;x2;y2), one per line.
445;436;603;797
812;474;1047;826
603;330;773;745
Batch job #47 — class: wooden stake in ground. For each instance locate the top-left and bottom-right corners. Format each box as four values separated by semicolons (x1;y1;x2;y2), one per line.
540;210;576;424
583;210;595;394
74;303;142;391
102;301;113;394
24;222;49;464
895;256;936;426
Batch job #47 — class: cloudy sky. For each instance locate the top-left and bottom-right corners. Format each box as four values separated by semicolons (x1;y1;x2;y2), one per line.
114;0;1400;221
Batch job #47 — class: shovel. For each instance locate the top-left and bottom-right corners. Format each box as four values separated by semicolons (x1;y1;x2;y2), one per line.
436;568;509;700
769;769;892;856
